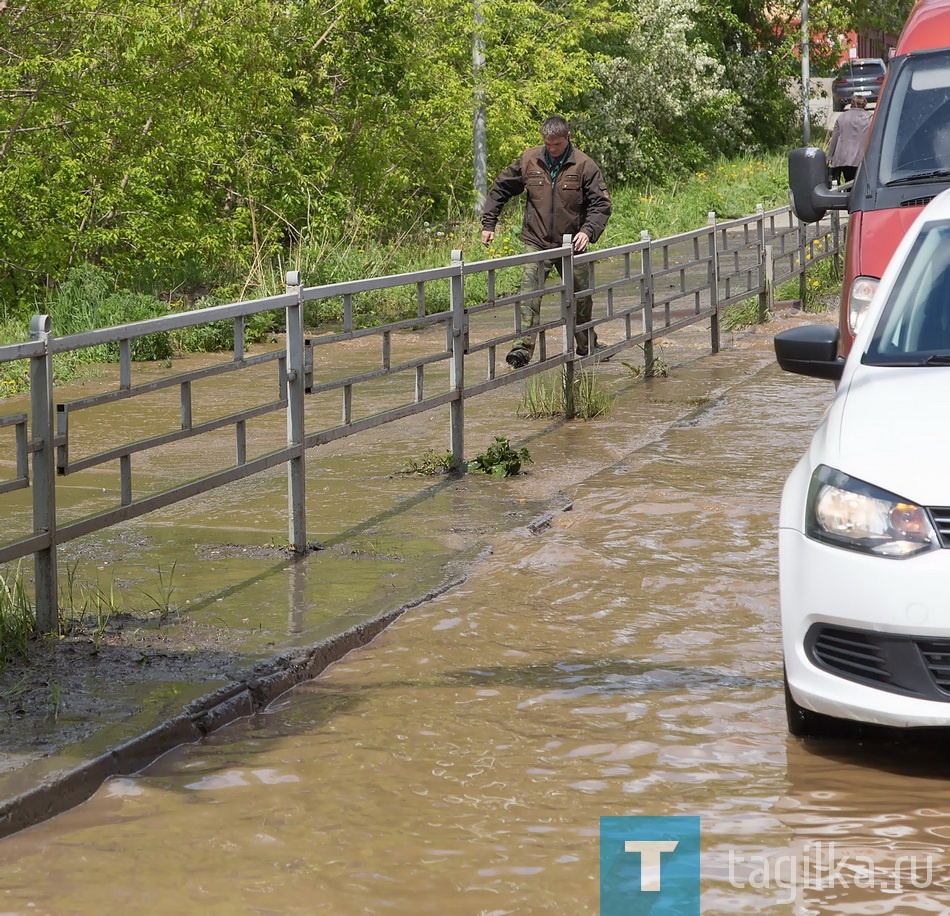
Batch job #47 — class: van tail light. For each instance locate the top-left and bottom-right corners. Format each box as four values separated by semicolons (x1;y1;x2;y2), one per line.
849;276;879;336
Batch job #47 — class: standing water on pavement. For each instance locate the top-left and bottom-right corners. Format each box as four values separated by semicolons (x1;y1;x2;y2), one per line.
3;341;950;915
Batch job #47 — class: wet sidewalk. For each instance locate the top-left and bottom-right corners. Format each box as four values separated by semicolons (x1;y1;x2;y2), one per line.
0;308;834;837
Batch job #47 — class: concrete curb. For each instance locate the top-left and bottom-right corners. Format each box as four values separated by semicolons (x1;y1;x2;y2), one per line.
0;577;465;838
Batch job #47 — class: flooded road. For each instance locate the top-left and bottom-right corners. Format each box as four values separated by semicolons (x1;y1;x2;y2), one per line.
4;326;950;914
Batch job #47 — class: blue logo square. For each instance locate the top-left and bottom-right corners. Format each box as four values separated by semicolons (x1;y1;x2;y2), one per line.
600;815;700;915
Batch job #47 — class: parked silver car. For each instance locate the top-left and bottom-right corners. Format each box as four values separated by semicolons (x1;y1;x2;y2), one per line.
832;58;887;111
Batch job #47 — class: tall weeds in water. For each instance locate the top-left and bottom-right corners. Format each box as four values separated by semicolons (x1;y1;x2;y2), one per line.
573;369;615;419
0;564;35;672
520;371;565;419
519;368;615;420
59;564;119;654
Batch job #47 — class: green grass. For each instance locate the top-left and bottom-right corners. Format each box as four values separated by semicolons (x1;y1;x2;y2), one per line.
519;368;615;420
0;564;36;672
776;246;842;313
604;152;791;244
0;265;278;392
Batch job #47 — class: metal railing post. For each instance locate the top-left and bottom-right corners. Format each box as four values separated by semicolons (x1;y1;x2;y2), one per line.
562;234;576;419
29;314;57;632
641;230;655;376
756;204;769;324
831;208;843;278
449;250;466;472
285;271;307;553
707;212;720;354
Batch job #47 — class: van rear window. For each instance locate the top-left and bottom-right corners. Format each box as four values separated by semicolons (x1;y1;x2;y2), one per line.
880;57;950;183
839;63;884;77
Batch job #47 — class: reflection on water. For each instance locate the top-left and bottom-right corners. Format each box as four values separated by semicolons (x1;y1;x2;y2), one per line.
3;364;950;914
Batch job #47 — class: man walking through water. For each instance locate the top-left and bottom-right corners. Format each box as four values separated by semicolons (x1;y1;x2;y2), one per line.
481;116;612;369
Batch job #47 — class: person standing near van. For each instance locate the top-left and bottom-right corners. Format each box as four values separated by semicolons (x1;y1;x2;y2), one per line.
481;116;612;369
828;95;873;185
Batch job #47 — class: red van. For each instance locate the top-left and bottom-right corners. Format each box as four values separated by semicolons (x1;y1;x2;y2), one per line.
789;0;950;355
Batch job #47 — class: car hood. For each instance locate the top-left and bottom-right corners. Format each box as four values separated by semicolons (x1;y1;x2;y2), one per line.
827;367;950;504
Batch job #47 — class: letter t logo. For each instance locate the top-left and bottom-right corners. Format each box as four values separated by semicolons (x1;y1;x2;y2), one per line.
624;840;679;891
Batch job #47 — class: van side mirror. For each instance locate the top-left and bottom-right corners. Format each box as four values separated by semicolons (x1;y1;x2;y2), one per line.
788;148;850;223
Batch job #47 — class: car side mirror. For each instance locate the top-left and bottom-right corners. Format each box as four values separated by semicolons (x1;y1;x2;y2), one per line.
788;148;849;223
774;325;845;381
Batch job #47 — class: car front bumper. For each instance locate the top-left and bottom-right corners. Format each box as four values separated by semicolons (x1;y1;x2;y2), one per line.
780;528;950;728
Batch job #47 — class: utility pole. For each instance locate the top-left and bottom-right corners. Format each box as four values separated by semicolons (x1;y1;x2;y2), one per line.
802;0;811;145
473;0;487;216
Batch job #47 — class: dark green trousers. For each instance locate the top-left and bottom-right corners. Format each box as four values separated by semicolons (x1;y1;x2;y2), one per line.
510;250;596;358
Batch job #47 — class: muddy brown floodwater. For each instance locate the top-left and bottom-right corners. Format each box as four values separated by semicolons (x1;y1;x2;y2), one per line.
4;313;950;914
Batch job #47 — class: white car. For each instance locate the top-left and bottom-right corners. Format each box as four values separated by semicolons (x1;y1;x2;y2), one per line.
775;188;950;737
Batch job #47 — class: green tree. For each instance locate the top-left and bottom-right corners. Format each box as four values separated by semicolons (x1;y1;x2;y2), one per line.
849;0;914;36
568;0;800;184
0;0;316;298
0;0;607;310
0;0;836;318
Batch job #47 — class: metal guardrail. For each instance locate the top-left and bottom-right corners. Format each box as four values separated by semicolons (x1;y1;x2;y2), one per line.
0;204;844;628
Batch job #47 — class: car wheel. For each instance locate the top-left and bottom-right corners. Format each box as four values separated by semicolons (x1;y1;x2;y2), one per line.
784;666;841;738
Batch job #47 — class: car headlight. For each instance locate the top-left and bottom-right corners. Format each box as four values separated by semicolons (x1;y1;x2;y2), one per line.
805;466;939;558
848;276;878;336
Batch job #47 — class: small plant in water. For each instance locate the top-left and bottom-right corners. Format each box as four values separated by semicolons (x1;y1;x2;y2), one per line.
400;449;454;475
45;678;62;723
59;562;121;651
621;345;670;379
468;436;532;478
519;372;564;419
139;561;179;620
88;582;117;654
354;538;402;560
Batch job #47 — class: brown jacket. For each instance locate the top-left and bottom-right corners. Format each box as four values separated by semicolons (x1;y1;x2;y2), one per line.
828;108;873;168
481;144;612;250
